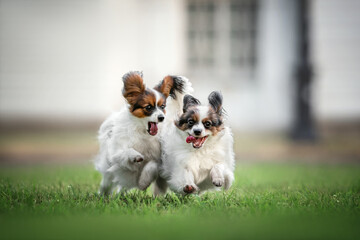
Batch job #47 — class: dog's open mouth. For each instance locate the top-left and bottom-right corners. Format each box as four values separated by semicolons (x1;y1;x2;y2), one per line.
147;122;158;136
186;135;208;148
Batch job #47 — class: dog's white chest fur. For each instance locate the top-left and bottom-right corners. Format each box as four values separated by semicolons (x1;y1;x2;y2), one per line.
108;110;161;162
130;132;161;163
182;145;224;184
160;122;235;193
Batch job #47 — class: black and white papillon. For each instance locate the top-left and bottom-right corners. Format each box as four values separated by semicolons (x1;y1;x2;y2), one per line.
95;71;192;195
159;91;235;195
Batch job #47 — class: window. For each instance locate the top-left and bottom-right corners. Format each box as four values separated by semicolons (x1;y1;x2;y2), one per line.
230;0;258;69
187;0;258;76
187;0;216;67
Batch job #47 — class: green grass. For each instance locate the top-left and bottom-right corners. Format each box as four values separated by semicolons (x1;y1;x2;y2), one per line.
0;163;359;240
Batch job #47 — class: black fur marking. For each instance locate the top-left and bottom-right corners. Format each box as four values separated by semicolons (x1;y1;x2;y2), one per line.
176;109;198;127
183;95;201;113
132;103;154;116
169;76;185;99
208;91;223;115
208;111;223;127
155;75;186;99
132;103;143;112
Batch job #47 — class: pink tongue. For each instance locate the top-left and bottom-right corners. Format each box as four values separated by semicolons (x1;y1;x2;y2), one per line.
186;136;196;143
149;122;158;136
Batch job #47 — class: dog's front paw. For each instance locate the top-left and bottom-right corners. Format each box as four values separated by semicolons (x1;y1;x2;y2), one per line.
132;154;144;163
183;185;197;194
212;177;224;187
138;181;151;191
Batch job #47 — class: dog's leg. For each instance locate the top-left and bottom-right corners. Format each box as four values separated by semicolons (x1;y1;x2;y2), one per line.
223;167;234;190
138;161;158;190
108;148;144;172
153;176;168;196
210;163;225;188
99;172;113;196
116;186;128;195
168;169;198;195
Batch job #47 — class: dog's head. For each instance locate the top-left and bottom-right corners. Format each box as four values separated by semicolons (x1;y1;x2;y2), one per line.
122;71;179;136
175;91;224;148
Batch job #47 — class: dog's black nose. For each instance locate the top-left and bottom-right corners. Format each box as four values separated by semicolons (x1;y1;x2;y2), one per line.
158;115;165;122
193;129;202;136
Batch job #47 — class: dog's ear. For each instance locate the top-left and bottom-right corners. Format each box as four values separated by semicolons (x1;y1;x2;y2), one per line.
154;76;173;99
183;94;200;113
154;75;185;99
208;91;223;115
122;71;145;105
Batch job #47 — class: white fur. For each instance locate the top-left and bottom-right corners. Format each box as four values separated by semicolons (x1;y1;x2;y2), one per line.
160;103;235;195
94;108;162;195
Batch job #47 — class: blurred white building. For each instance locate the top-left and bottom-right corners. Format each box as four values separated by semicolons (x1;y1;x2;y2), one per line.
0;0;359;131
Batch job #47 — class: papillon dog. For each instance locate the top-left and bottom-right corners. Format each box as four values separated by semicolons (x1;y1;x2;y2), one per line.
159;91;235;195
95;71;192;195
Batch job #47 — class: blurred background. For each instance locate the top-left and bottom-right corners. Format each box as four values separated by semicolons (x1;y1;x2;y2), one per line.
0;0;359;165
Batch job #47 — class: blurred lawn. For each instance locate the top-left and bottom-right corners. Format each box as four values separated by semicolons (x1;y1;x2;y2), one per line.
0;163;359;240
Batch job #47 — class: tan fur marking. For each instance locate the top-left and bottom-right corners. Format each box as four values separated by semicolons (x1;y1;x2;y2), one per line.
157;97;165;107
132;108;147;118
155;76;174;98
142;93;156;107
123;73;146;105
205;109;224;136
176;108;200;131
129;90;157;118
157;97;166;114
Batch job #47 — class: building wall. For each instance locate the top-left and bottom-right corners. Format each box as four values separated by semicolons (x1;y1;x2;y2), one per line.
0;0;104;121
0;0;299;131
1;0;358;131
312;0;360;122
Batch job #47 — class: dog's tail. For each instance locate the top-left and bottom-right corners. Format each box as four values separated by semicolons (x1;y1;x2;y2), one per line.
157;75;193;121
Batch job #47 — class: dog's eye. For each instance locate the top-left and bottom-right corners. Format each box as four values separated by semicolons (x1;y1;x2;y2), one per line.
204;121;212;128
145;105;152;111
160;104;166;109
188;119;194;126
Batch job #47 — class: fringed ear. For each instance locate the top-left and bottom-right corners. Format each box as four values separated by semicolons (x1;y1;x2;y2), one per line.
183;94;200;113
208;91;223;115
122;71;145;105
154;76;173;98
154;75;185;99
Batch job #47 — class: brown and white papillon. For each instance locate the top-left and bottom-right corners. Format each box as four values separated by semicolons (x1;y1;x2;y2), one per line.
95;71;192;195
